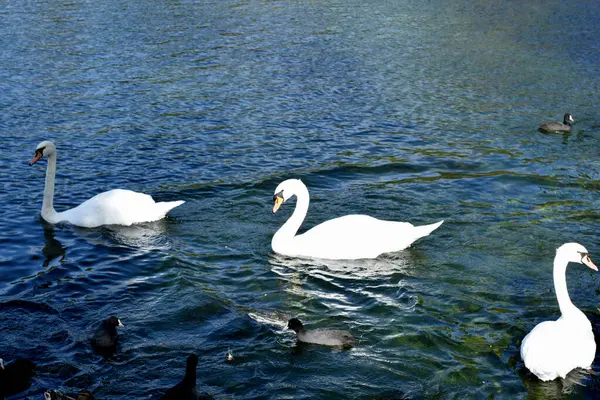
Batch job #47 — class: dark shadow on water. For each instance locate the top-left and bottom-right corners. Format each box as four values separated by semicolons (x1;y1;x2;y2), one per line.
44;389;95;400
90;342;118;360
0;298;60;314
519;365;591;400
41;221;66;268
365;393;411;400
289;340;312;357
36;218;172;269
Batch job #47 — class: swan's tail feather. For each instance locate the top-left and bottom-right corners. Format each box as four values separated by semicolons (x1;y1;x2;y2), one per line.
155;200;185;216
412;220;443;240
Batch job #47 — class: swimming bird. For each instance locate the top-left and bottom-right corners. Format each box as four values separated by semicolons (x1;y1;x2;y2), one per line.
520;243;597;381
271;179;443;260
539;113;574;133
45;389;95;400
91;316;124;352
162;354;214;400
287;318;355;347
29;141;184;228
0;358;36;399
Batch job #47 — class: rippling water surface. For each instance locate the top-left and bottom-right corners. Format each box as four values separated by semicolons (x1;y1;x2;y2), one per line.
2;0;600;399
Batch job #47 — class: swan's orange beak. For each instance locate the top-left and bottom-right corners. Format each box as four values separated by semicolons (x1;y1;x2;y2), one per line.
29;151;43;166
273;194;284;213
583;254;598;271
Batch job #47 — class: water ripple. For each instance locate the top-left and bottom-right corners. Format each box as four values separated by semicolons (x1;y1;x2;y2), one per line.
2;0;600;399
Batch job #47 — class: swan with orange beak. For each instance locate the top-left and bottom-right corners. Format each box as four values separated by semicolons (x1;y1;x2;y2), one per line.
271;179;443;260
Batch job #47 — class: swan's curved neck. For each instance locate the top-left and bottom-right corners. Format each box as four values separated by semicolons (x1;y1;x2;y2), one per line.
273;183;310;246
553;253;579;318
42;153;58;221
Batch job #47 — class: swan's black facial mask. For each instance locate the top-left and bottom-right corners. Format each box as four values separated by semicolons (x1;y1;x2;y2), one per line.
272;191;284;213
29;148;45;166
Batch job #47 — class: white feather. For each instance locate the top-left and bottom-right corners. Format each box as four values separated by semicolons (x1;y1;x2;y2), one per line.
31;141;184;228
271;179;443;260
520;243;597;381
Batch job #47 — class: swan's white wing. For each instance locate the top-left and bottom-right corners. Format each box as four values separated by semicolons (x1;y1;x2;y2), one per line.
270;179;442;260
521;319;596;381
521;320;563;381
292;215;440;260
58;189;184;227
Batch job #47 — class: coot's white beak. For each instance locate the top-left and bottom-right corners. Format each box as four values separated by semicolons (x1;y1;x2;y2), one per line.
118;319;125;327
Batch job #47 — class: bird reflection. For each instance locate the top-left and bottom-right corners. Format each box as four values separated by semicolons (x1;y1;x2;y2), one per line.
268;251;417;279
41;221;66;267
520;366;591;400
74;220;171;252
268;251;422;314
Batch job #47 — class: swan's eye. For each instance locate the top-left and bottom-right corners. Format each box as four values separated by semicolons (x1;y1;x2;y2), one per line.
578;251;589;261
35;147;45;156
273;191;283;201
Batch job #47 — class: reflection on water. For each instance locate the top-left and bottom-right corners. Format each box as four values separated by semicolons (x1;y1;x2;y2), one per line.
268;252;421;314
41;222;66;268
520;366;590;400
103;221;172;251
268;251;415;279
74;220;173;252
248;311;289;330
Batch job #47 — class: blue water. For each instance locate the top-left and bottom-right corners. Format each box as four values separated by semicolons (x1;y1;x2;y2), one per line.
1;0;600;398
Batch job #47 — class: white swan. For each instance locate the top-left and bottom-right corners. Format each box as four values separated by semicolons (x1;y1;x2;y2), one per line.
271;179;443;260
520;242;597;381
29;141;184;228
